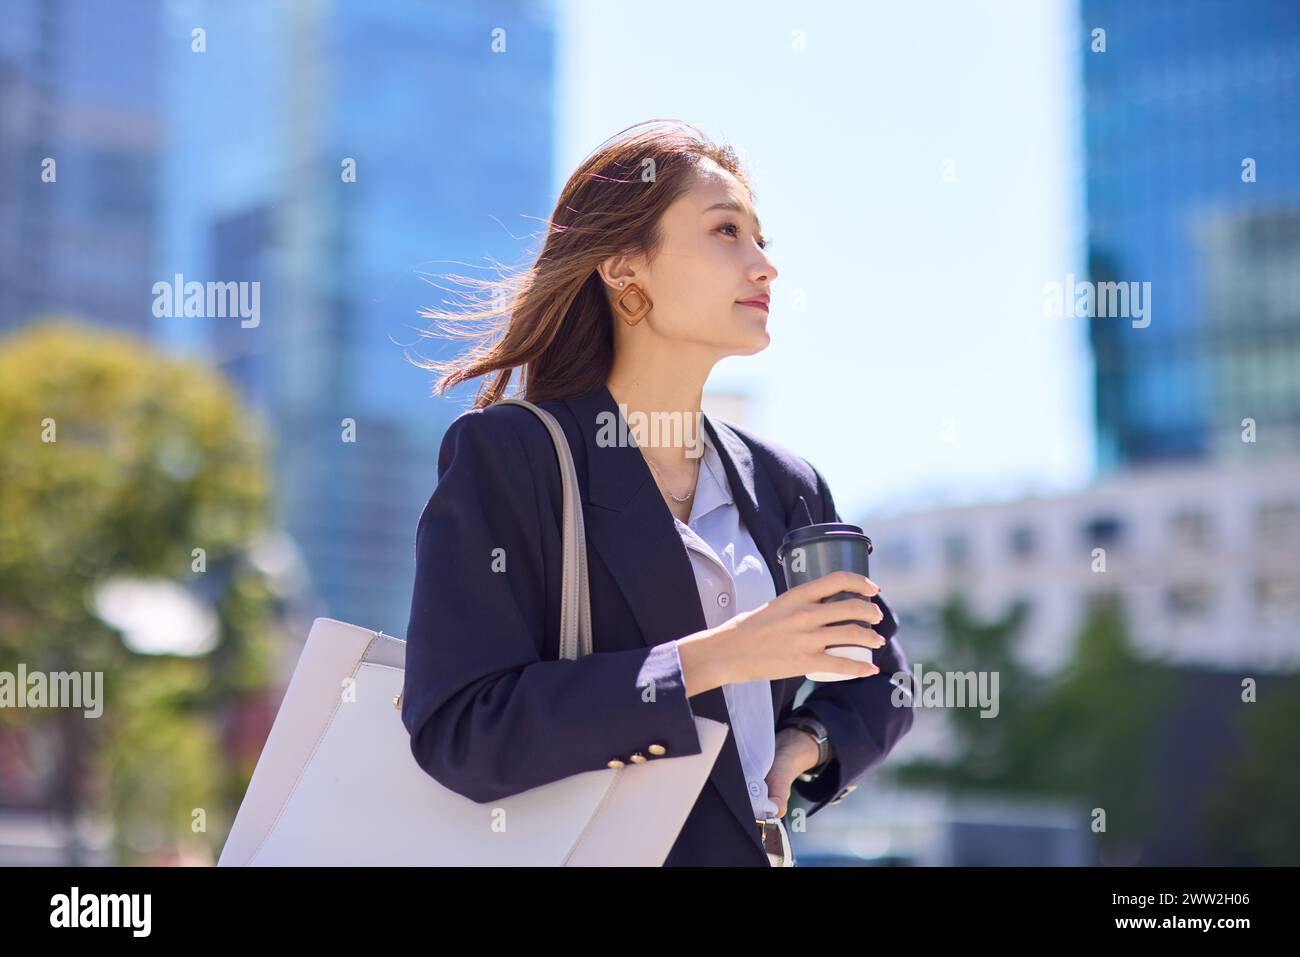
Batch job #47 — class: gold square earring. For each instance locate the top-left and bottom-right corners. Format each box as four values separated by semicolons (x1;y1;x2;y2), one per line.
614;280;652;326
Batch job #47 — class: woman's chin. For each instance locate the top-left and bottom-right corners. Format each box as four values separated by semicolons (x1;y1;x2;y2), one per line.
732;325;771;355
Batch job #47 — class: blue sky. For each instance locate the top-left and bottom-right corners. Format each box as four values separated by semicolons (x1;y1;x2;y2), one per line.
553;0;1094;522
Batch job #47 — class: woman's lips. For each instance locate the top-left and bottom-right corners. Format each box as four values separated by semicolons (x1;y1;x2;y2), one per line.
737;299;769;312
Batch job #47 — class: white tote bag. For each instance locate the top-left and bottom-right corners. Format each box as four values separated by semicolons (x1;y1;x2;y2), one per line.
218;398;727;866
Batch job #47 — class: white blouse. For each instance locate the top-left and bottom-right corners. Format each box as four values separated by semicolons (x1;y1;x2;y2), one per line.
664;423;780;820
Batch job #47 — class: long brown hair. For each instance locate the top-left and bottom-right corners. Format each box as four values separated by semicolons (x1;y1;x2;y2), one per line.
411;119;754;408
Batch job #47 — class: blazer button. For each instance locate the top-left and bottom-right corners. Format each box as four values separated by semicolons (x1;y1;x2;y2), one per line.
607;759;626;769
648;743;667;756
831;785;857;805
629;752;648;763
717;593;730;608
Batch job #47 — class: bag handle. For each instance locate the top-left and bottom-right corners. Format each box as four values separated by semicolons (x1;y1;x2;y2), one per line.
493;398;593;660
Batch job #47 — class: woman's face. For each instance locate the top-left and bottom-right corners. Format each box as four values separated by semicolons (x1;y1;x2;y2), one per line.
604;160;779;358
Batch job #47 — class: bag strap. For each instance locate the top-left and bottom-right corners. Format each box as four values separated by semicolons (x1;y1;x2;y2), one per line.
493;398;593;660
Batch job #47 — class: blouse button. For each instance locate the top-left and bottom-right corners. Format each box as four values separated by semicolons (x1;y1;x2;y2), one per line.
607;759;626;769
629;752;648;764
648;743;667;756
717;593;730;608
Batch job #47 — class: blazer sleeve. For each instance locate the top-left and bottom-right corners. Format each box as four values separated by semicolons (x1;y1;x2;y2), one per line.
788;462;916;817
400;408;705;804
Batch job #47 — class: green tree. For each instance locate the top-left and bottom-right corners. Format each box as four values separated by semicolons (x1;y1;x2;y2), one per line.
1201;676;1300;865
895;593;1173;859
0;319;278;864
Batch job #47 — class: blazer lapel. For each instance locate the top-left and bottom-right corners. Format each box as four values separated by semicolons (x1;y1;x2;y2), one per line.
561;384;770;854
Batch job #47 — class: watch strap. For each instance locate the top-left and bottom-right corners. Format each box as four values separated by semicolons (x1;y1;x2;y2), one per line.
780;710;832;779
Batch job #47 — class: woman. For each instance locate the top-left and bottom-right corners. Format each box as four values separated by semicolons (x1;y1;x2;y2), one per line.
401;119;914;867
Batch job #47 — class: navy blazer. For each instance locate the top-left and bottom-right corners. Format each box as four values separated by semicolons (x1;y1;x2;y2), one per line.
401;382;915;866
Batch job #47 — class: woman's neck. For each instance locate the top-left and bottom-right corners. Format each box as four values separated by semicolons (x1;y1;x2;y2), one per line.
605;373;707;468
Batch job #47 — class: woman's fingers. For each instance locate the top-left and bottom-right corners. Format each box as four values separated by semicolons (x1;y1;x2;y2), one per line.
794;624;884;665
812;652;880;678
819;623;885;648
808;596;884;628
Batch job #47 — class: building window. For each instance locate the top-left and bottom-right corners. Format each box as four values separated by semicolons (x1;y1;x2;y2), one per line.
1165;582;1212;620
1254;575;1300;623
1255;501;1299;548
1168;508;1212;549
942;532;970;572
883;538;915;573
1082;515;1125;550
1009;525;1036;560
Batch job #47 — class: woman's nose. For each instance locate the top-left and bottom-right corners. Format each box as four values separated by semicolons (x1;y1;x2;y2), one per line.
751;249;777;284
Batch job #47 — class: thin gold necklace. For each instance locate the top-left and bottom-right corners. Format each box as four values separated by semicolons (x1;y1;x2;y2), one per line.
643;452;700;503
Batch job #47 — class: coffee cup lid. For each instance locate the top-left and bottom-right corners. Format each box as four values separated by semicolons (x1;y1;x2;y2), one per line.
777;522;873;563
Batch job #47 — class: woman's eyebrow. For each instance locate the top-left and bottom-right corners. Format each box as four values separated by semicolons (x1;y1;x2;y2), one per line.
702;200;762;232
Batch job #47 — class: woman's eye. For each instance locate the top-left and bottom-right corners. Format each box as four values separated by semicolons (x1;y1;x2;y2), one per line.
719;222;769;249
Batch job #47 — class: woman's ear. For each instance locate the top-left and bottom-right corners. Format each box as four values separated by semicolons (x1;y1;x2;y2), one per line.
596;255;625;291
597;251;646;293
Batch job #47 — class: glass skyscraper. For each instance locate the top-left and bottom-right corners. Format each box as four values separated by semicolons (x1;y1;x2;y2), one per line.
0;0;161;338
156;0;557;635
1081;0;1300;470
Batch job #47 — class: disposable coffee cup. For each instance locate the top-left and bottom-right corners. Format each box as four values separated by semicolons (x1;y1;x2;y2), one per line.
776;522;876;682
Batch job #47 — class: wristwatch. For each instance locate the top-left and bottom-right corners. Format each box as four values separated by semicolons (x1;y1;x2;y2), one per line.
780;710;833;782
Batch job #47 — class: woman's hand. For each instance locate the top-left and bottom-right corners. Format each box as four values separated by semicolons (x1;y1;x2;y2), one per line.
764;727;823;817
678;570;888;695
